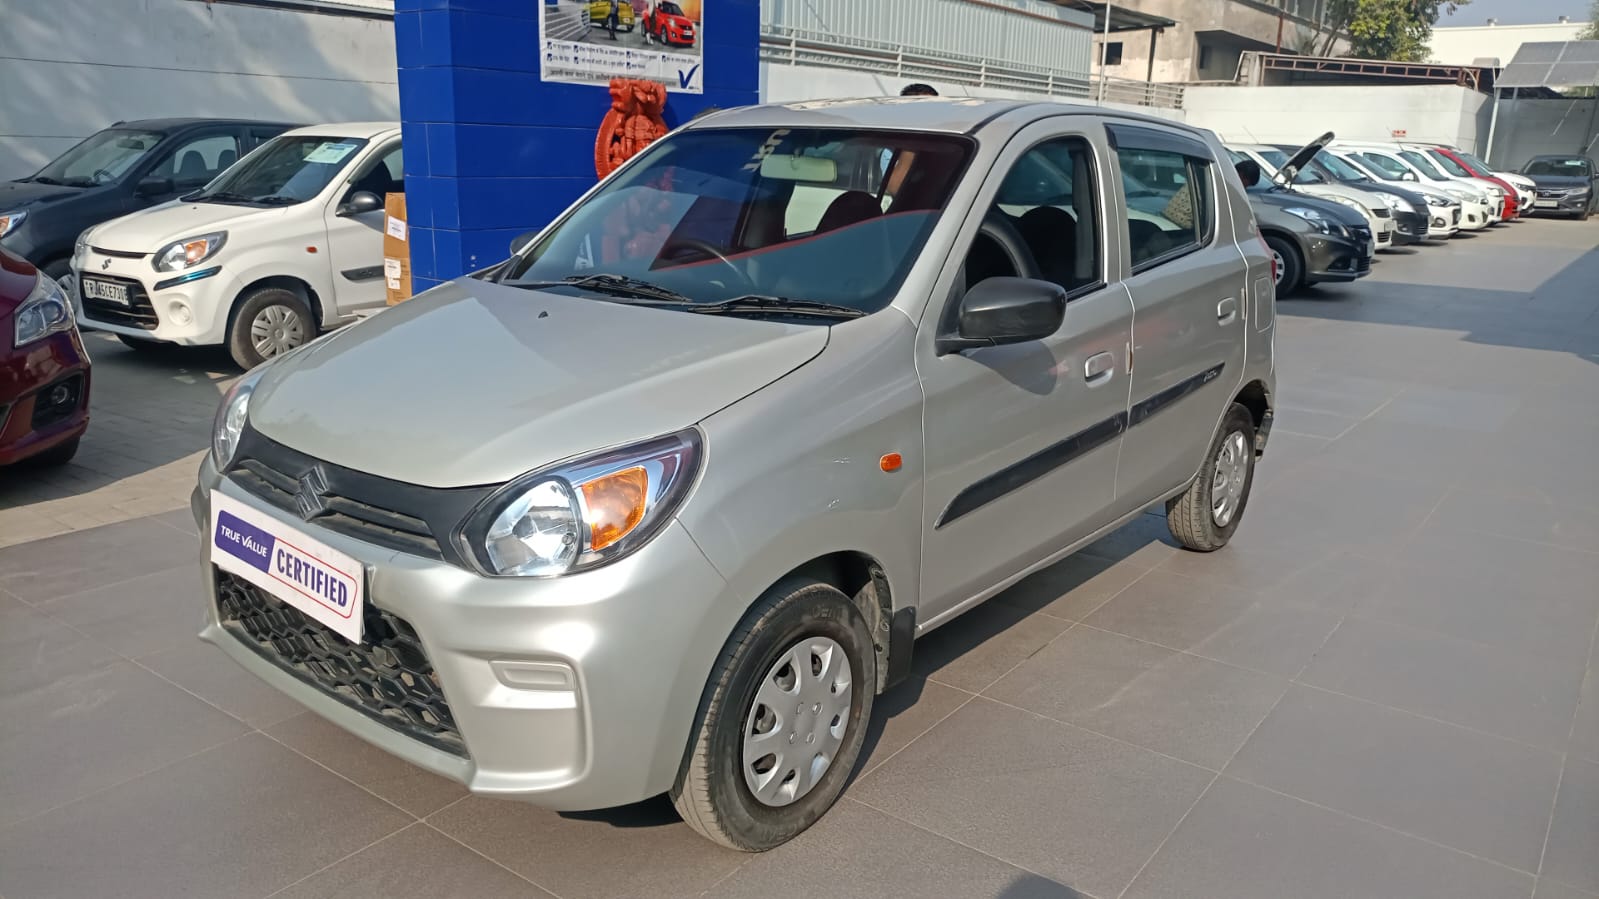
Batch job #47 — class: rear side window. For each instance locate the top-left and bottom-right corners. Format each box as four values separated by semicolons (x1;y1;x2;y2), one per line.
1116;146;1212;270
151;133;243;188
986;137;1103;294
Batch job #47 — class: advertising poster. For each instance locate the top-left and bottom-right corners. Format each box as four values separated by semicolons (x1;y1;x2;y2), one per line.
540;0;705;93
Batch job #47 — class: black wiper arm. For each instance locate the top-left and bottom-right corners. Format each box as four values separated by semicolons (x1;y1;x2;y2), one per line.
253;195;301;205
29;175;64;185
510;273;694;303
694;295;866;319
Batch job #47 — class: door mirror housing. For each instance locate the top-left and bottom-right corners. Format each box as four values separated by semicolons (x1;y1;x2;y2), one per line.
135;176;174;197
337;191;384;217
509;230;538;255
1400;171;1418;182
937;276;1066;355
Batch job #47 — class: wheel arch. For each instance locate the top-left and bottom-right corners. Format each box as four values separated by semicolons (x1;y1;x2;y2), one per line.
228;274;326;331
1232;379;1273;455
775;550;908;694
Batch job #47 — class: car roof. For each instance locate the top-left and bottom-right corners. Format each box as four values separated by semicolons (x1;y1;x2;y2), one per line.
1527;153;1590;160
1226;143;1278;152
109;117;298;132
282;122;401;140
685;97;1216;142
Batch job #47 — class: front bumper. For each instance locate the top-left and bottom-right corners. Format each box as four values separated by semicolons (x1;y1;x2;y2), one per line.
1390;209;1426;244
1531;193;1593;214
1425;205;1461;238
193;457;735;811
1456;200;1491;231
72;246;234;346
0;328;90;466
1302;231;1372;283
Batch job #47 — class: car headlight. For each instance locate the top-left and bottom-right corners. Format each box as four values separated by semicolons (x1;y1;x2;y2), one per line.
211;369;263;469
462;430;702;578
13;272;75;348
1283;205;1338;234
0;209;27;239
154;231;227;272
1425;195;1451;207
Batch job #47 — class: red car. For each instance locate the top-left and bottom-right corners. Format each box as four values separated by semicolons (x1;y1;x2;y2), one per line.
1409;144;1519;221
0;246;89;467
645;1;696;47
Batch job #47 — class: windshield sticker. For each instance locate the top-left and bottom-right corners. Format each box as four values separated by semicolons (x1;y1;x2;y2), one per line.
741;130;791;172
305;141;360;165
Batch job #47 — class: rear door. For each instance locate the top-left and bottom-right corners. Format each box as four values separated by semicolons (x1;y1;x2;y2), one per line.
1111;123;1249;509
323;139;402;317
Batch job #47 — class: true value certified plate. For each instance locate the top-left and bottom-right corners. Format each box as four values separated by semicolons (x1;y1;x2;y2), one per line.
210;491;365;643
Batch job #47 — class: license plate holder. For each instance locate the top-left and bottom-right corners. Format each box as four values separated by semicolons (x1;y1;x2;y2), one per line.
210;491;365;643
1535;199;1558;208
81;277;129;305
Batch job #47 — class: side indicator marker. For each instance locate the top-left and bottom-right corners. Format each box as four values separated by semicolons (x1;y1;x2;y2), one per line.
879;453;903;472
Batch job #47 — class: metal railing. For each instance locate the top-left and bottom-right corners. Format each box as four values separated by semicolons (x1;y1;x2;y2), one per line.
759;26;1186;109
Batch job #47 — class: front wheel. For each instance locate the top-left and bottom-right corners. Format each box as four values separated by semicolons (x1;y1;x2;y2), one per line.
227;287;314;370
1263;235;1303;296
1167;404;1258;552
672;578;877;851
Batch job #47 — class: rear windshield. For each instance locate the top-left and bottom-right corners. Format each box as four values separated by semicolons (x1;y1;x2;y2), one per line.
504;127;973;315
1523;157;1592;176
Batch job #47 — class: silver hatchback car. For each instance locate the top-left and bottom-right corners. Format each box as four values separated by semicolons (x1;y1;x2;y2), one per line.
193;98;1276;850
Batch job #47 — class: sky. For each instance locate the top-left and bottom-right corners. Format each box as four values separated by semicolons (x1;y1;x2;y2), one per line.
1437;0;1591;26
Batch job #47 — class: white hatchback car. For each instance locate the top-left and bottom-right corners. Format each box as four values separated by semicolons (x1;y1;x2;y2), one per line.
74;123;402;368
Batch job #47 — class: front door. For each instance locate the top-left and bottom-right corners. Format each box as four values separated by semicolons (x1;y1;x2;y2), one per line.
323;141;402;318
917;121;1135;627
1109;124;1249;509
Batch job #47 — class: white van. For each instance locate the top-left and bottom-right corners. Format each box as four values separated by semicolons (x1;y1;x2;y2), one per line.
74;123;402;368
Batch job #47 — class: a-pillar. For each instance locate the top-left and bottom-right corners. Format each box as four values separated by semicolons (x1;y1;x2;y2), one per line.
393;0;760;291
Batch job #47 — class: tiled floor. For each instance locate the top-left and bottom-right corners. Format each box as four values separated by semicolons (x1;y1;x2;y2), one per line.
2;218;1598;898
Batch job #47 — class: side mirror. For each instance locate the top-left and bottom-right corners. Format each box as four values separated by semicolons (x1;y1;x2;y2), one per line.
509;230;538;255
1401;171;1418;182
337;191;383;217
135;176;174;197
937;276;1065;355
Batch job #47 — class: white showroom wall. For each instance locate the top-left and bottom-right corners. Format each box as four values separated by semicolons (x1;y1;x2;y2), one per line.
0;0;400;178
1182;84;1491;152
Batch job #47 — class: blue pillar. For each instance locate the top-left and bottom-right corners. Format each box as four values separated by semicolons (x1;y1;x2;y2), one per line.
394;0;761;292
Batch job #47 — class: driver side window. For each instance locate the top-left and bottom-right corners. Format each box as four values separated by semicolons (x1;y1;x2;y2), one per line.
960;137;1103;295
149;132;243;189
342;144;404;204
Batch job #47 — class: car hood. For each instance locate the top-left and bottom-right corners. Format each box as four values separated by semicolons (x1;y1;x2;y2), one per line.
1289;182;1379;214
1523;174;1591;189
1250;186;1366;227
86;200;288;254
0;178;90;211
1274;132;1335;185
249;279;831;488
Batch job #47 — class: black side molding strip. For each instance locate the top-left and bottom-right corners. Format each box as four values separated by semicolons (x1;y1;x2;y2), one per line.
1129;362;1225;427
341;265;386;283
937;412;1128;529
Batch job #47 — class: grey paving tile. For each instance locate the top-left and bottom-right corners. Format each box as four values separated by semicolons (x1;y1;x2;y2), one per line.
0;515;197;603
0;659;248;828
150;506;199;536
911;601;1072;693
1275;371;1402;419
1272;406;1360;439
428;795;743;899
1537;879;1599;899
851;698;1213;898
1240;457;1450;549
0;592;118;696
853;676;972;779
1541;758;1599;894
270;823;554;899
1227;685;1562;872
40;565;206;659
987;626;1289;769
1121;776;1533;899
1572;666;1599;765
267;712;467;818
709;800;1083;899
1423;489;1599;554
1316;418;1498;488
1300;615;1585;748
994;551;1150;621
137;639;305;729
1372;385;1521;432
1078;511;1181;568
0;733;411;899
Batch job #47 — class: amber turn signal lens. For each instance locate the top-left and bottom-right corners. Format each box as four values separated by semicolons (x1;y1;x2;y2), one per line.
580;467;649;551
879;453;903;472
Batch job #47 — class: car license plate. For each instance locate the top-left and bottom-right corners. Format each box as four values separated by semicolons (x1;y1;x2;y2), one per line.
1535;199;1558;208
81;277;129;305
210;491;365;643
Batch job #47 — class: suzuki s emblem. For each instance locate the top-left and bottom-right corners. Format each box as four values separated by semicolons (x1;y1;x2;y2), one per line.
294;467;330;520
101;259;112;270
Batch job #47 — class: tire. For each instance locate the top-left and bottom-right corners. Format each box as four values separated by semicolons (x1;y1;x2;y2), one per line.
1580;203;1592;222
227;287;314;370
1264;235;1303;296
28;435;81;467
117;334;166;352
1167;403;1258;552
672;577;877;851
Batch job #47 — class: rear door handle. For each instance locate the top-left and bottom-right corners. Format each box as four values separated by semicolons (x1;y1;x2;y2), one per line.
1217;297;1238;325
1084;351;1115;385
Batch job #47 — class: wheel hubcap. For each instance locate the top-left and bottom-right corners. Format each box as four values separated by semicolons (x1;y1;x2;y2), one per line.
1211;431;1250;527
1271;250;1285;286
742;637;853;808
250;305;305;358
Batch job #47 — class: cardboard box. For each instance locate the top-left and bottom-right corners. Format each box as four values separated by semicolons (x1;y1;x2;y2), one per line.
382;193;412;305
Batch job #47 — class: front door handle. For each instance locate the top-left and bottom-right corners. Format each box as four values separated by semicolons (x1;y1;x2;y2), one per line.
1084;351;1115;385
1217;297;1238;325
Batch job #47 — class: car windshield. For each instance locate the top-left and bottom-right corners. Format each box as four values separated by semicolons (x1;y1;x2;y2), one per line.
503;127;972;316
1426;150;1473;177
1355;151;1409;181
1257;149;1290;171
1524;157;1592;176
190;134;370;204
658;1;684;14
1399;150;1448;180
30;129;164;187
1455;151;1496;173
1317;152;1370;182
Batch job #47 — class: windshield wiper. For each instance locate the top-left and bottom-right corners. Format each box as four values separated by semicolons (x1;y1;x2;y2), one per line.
253;195;300;206
28;175;65;186
690;295;866;319
191;190;260;205
513;273;694;303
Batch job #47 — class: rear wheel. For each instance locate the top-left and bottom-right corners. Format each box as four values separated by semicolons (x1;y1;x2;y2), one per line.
227;287;314;370
672;578;876;851
1264;235;1303;296
1167;404;1258;552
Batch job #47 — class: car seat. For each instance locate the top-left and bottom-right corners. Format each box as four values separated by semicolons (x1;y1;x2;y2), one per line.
816;191;882;234
1017;206;1077;288
177;151;209;180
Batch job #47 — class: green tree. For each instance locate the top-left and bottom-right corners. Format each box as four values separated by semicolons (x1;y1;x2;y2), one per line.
1309;0;1471;61
1580;0;1598;40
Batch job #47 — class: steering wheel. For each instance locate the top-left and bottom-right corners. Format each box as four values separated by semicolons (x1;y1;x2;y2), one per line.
659;239;754;289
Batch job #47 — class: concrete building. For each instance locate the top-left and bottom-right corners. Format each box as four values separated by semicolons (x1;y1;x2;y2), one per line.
1070;0;1350;83
1428;19;1590;66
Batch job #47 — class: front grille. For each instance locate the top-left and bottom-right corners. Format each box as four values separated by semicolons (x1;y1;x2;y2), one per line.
1453;208;1462;224
80;274;158;330
215;569;466;755
90;246;147;260
232;459;443;560
1371;206;1391;218
30;374;84;429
